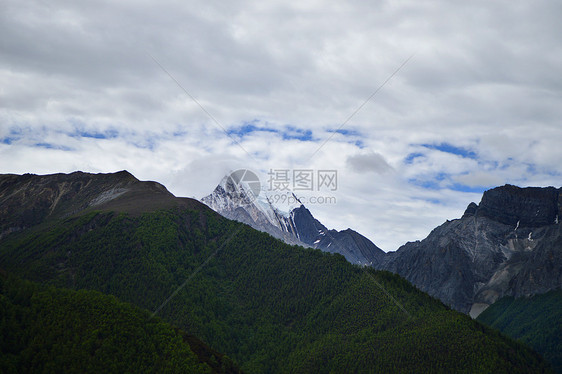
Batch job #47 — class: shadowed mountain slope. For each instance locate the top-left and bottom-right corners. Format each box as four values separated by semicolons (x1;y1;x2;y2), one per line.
381;185;562;315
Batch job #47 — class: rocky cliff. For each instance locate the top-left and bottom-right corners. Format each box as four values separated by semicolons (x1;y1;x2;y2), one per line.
380;185;562;316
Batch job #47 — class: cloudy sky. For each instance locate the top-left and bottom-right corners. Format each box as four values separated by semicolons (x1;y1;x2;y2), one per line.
1;0;561;251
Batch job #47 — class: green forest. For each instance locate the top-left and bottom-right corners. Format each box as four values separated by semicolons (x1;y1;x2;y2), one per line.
0;274;241;373
478;290;562;373
0;207;554;373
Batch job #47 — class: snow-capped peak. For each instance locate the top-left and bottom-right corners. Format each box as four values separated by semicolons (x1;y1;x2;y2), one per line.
202;174;302;241
201;172;386;267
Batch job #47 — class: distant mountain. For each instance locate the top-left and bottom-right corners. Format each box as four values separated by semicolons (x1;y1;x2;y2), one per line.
290;205;387;266
380;185;562;316
202;176;386;266
0;171;551;373
201;174;303;246
477;289;562;373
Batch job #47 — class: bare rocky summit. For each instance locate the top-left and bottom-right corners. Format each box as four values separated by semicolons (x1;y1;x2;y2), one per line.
380;185;562;316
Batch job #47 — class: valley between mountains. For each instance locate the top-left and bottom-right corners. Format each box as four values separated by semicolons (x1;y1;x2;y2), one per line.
0;171;559;373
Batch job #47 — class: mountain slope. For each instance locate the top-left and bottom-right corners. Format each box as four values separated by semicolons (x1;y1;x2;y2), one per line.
201;176;303;246
380;185;562;315
0;274;240;374
0;170;205;239
0;172;553;373
477;290;562;373
202;177;386;265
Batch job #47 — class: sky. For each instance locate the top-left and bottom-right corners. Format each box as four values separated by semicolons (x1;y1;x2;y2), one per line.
1;0;561;251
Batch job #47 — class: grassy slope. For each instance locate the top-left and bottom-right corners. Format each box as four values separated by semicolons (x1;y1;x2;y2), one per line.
0;208;553;373
477;290;562;373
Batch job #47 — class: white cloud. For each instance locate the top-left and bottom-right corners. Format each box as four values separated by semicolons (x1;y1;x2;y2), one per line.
453;172;505;188
1;0;561;251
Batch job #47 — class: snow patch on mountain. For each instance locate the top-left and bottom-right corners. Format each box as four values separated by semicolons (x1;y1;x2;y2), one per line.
201;175;386;266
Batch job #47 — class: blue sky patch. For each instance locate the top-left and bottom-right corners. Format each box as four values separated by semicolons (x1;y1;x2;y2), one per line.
227;122;369;144
227;122;316;142
1;137;17;145
130;136;157;150
281;126;313;141
328;128;362;137
328;128;364;148
409;178;441;190
172;129;188;137
353;139;365;148
449;183;487;193
34;142;73;151
71;128;119;140
404;152;425;164
525;163;537;174
409;175;487;194
227;122;279;138
2;127;26;144
421;142;477;159
408;172;447;190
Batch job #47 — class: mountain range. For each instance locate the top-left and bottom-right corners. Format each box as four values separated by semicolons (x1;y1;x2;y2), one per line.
202;174;387;267
0;170;554;373
202;175;562;317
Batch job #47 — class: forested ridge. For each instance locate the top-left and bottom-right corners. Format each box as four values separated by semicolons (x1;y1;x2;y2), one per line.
0;274;240;373
0;206;553;373
478;290;562;373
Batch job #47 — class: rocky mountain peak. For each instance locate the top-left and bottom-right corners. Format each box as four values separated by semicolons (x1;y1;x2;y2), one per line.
462;202;478;218
202;179;385;266
0;171;194;240
476;184;560;227
381;183;562;316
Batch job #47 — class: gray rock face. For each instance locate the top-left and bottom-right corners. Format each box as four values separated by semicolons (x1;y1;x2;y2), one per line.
379;185;562;315
477;184;559;226
290;206;386;266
